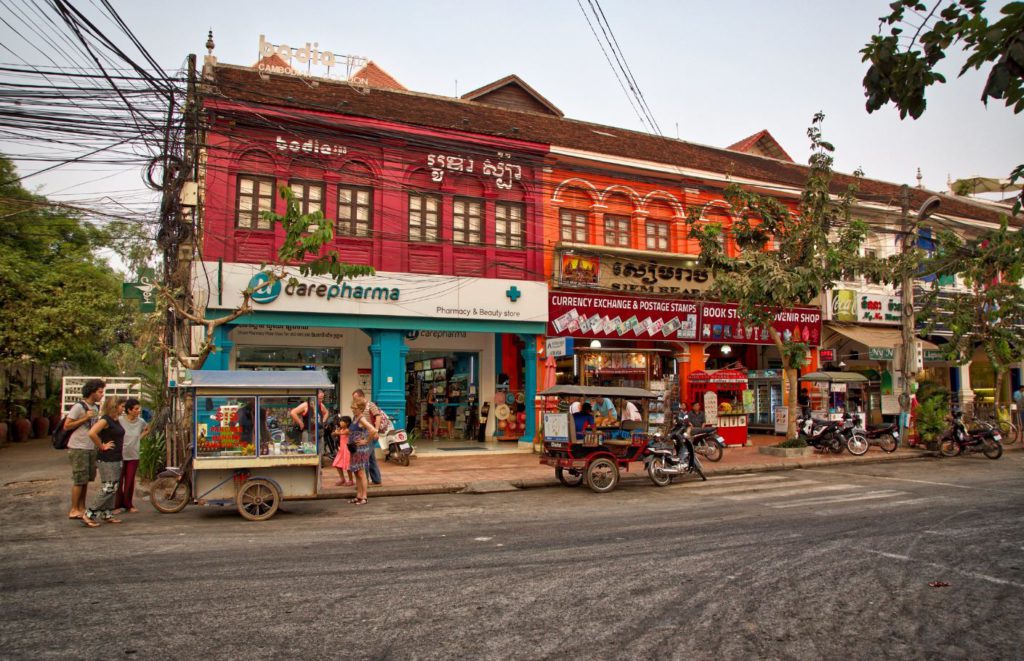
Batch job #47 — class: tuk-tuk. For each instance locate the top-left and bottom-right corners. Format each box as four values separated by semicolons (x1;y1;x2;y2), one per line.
538;385;661;494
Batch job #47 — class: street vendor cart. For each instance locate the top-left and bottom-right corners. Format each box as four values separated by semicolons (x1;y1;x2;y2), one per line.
799;371;869;422
539;385;660;494
688;369;749;447
150;370;332;521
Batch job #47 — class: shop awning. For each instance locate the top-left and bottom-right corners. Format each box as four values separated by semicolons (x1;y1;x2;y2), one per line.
186;370;334;390
538;385;660;399
800;371;869;383
824;323;938;350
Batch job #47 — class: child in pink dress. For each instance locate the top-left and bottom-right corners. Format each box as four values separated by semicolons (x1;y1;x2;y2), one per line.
332;416;354;486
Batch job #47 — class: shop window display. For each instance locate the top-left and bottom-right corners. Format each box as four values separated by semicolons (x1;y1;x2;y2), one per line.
195;396;255;457
257;396;319;456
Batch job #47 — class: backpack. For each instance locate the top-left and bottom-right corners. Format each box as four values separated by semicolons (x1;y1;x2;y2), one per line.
52;401;88;450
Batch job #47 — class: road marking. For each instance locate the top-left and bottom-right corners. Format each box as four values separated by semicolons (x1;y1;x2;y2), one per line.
770;490;904;508
724;483;857;501
702;473;784;481
811;468;1024;495
681;475;787;490
863;548;1024;588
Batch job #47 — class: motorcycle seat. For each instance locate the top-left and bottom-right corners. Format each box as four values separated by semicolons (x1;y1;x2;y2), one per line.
693;427;717;436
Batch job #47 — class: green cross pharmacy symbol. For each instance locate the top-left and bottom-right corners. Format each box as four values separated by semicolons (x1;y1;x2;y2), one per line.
122;268;157;312
505;286;522;302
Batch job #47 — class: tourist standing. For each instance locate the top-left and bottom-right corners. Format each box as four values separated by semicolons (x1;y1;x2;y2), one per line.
351;389;387;485
84;397;126;526
115;397;148;514
64;379;106;524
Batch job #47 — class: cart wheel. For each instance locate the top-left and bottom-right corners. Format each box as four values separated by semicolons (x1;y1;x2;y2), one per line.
150;476;190;514
556;467;583;487
237;478;280;521
586;458;619;493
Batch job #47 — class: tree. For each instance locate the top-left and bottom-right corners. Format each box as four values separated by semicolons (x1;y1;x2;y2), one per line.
159;184;375;370
919;219;1024;409
0;156;125;371
686;114;876;440
861;0;1024;211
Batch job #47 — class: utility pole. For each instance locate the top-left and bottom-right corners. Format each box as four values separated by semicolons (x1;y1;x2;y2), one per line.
898;185;941;440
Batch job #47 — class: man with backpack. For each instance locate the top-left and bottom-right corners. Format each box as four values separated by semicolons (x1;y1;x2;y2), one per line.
63;379;107;522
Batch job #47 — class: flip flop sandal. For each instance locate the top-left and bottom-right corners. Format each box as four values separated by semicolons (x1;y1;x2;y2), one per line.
104;518;123;524
352;498;368;505
80;516;100;528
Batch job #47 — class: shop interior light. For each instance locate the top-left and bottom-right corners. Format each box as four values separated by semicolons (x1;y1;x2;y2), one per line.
720;345;732;355
590;339;602;348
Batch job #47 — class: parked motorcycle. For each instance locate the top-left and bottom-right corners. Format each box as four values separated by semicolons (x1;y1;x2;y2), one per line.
940;410;1003;459
860;421;899;453
797;415;845;454
646;412;714;486
839;412;870;456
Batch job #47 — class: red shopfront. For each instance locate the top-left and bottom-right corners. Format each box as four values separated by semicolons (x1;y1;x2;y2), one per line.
546;291;823;440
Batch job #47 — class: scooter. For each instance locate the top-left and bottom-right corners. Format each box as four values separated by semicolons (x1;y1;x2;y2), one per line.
940;410;1003;459
840;412;870;456
797;415;845;454
646;412;716;486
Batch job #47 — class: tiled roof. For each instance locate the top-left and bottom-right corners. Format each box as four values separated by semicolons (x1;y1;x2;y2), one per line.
208;64;1014;225
461;74;564;117
726;129;793;162
351;61;406;91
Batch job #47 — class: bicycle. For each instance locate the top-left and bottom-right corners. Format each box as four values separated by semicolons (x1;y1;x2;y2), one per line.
972;405;1019;445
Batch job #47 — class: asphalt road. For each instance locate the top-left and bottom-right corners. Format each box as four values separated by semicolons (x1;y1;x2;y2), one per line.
1;453;1022;660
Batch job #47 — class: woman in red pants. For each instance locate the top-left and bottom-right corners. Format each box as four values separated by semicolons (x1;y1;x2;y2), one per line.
115;398;149;513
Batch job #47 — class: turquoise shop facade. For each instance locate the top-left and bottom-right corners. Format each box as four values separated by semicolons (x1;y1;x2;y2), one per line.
195;261;548;443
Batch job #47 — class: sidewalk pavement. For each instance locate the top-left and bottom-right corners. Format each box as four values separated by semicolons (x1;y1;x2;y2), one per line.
1;433;966;501
319;433;938;498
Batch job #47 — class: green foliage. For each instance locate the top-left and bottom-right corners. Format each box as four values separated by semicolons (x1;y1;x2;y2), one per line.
918;218;1024;404
686;114;882;439
916;393;952;443
862;0;1024;211
260;185;375;282
138;430;166;481
776;435;808;448
0;155;130;371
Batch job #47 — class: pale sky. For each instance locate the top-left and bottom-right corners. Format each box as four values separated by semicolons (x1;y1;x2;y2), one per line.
3;1;1021;230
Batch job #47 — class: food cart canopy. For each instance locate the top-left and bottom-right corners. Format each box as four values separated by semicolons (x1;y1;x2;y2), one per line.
825;324;938;350
185;370;334;390
800;371;869;383
538;385;660;399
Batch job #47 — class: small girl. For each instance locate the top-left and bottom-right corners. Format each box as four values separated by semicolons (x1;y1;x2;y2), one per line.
331;415;354;487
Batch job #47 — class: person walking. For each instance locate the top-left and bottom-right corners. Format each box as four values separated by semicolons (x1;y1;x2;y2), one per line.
351;389;387;486
84;397;126;526
348;403;375;505
64;378;106;523
115;397;148;514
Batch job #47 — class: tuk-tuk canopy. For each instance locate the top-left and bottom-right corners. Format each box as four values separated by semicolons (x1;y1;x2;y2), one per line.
184;370;334;390
799;371;869;384
538;385;660;399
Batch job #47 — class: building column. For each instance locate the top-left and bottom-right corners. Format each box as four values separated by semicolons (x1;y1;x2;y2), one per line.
365;329;408;428
956;363;974;411
204;324;234;370
518;334;538;444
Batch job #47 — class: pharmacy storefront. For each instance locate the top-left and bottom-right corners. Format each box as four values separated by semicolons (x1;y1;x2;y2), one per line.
193;262;547;441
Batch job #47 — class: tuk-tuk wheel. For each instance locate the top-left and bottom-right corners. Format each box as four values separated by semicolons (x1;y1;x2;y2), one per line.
586;457;619;493
555;467;583;487
237;478;280;521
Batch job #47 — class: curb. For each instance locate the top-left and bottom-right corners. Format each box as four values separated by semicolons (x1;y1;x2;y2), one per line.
312;448;936;500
